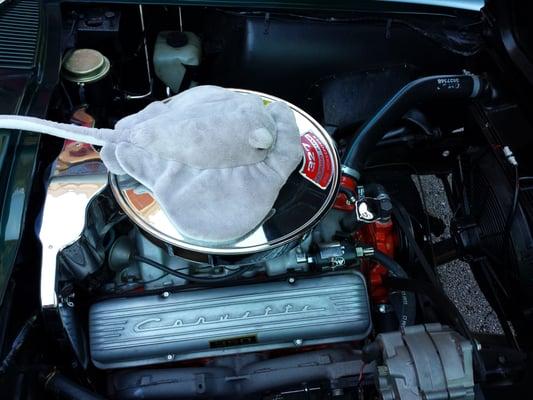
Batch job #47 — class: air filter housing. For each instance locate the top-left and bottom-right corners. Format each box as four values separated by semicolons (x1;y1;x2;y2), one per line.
110;89;340;261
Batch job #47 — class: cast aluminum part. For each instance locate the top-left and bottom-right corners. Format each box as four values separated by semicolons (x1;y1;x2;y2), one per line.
131;230;314;291
89;271;371;369
129;204;353;290
129;233;366;291
110;348;370;399
109;89;340;256
121;216;352;291
377;323;475;400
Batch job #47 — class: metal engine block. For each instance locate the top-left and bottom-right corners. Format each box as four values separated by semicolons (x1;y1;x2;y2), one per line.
89;271;371;369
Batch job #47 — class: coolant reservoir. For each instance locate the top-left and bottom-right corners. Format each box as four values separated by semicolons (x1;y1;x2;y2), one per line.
153;31;201;92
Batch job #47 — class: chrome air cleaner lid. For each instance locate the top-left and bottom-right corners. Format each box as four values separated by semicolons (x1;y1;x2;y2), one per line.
110;89;339;256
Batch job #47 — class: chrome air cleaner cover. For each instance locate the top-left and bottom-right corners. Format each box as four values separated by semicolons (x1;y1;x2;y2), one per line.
109;89;340;258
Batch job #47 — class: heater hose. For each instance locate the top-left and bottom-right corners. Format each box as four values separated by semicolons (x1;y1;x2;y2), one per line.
342;74;488;180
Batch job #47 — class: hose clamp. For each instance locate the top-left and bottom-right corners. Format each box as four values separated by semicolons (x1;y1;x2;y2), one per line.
341;165;361;180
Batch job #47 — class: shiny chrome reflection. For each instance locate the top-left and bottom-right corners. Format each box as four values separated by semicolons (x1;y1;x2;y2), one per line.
110;89;340;256
39;141;108;308
39;91;340;307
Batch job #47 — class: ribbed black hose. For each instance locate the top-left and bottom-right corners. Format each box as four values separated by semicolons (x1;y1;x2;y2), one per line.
342;75;486;179
368;250;416;328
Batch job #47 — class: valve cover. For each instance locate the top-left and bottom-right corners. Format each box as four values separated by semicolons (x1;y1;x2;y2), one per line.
89;272;371;369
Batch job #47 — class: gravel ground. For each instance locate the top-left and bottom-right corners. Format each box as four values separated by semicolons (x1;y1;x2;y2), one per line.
415;175;504;335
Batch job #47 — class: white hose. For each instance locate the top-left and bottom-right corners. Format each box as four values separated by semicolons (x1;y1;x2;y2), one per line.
0;115;115;146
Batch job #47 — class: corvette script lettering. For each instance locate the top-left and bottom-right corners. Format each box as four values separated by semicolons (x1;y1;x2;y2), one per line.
134;304;326;332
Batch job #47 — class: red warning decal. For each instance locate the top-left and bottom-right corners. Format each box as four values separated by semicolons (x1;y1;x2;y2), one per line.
299;131;333;189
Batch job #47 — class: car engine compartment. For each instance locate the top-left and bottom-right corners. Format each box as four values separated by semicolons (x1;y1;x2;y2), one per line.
3;1;533;399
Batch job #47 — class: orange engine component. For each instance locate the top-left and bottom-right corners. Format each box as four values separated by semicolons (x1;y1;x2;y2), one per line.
333;175;357;212
356;219;399;304
334;174;399;303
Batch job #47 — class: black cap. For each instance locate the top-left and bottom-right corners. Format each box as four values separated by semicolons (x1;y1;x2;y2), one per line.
166;31;188;48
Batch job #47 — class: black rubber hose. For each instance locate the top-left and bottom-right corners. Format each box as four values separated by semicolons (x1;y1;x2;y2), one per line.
342;75;486;179
368;249;416;328
43;371;106;400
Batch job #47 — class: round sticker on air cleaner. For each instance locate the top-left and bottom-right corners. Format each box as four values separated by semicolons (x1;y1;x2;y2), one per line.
299;131;333;189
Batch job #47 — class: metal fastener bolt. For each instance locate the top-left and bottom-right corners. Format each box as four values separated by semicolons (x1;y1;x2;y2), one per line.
161;291;170;298
288;277;296;284
294;338;303;346
377;303;393;313
442;150;450;157
166;354;174;361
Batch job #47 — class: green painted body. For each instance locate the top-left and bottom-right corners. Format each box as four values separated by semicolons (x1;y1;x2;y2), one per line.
0;1;59;306
0;106;41;306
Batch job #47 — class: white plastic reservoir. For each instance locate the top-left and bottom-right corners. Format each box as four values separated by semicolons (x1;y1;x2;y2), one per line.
153;31;201;92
